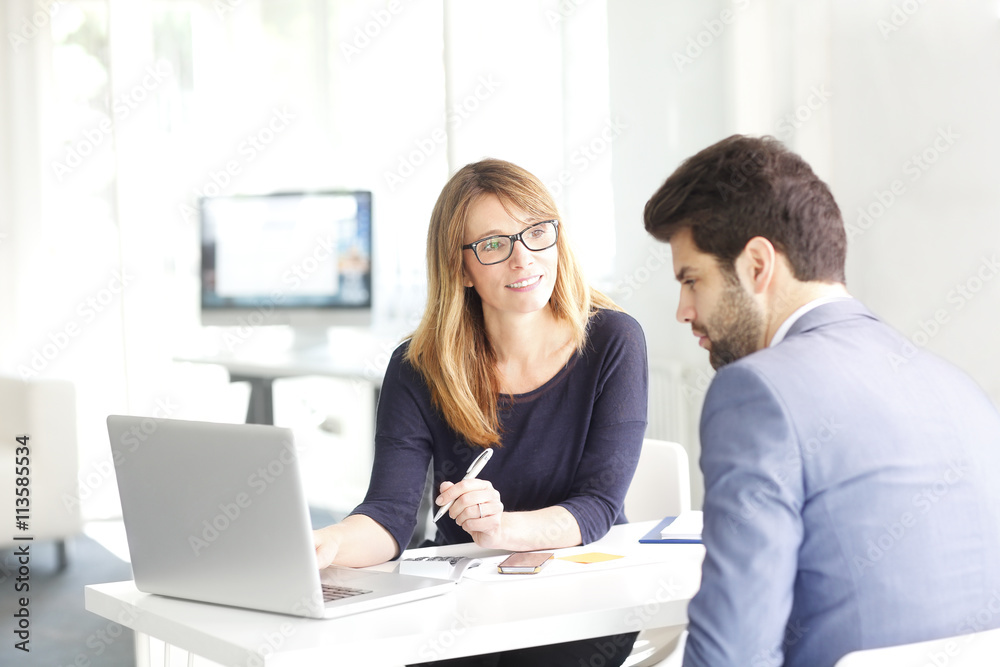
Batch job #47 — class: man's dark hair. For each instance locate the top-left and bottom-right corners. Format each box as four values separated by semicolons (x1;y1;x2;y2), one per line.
643;134;847;283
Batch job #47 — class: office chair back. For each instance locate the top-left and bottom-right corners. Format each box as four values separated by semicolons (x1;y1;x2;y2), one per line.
624;438;691;522
621;438;693;667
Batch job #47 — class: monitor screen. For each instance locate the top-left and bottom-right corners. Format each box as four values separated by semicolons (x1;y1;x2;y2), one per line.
200;191;372;331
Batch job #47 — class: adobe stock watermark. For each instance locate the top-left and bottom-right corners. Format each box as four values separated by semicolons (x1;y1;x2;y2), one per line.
17;268;134;379
348;313;420;398
414;608;476;662
749;619;810;667
241;619;297;667
682;365;715;407
920;592;1000;667
339;0;406;63
54;598;144;666
611;243;671;301
846;126;959;242
543;0;592;29
178;106;296;222
214;234;343;354
673;0;751;73
546;117;628;200
83;606;141;662
213;0;248;20
7;0;60;53
877;0;928;39
188;437;304;556
51;60;173;183
888;253;999;371
727;417;843;534
623;575;686;631
715;149;766;202
775;84;832;140
955;590;1000;636
383;75;501;192
852;459;969;575
63;396;181;513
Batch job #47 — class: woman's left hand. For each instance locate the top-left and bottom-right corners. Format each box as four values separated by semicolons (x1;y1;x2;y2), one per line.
436;478;505;546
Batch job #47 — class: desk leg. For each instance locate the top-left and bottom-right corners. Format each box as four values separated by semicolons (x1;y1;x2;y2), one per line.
135;631;151;667
230;374;274;425
139;632;227;667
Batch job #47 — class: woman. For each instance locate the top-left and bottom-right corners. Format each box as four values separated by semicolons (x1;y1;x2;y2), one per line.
314;158;648;666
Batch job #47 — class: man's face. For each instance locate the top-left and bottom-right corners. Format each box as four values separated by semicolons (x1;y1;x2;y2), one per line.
669;228;766;370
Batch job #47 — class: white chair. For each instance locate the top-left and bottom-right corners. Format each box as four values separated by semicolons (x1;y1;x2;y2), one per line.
0;376;82;569
624;439;691;522
834;627;1000;666
621;438;693;667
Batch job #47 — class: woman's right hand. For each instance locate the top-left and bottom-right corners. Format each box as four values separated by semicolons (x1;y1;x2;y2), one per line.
313;525;342;569
311;515;399;569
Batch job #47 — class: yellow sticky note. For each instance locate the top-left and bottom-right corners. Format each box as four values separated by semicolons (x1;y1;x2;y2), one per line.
558;552;624;564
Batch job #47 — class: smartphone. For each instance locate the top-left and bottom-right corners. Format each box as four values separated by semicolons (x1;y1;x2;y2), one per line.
497;552;554;574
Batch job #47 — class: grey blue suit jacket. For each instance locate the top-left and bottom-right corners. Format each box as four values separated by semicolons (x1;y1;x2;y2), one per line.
683;299;1000;667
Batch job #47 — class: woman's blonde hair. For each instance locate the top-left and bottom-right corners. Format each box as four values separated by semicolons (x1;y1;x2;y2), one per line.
406;158;620;447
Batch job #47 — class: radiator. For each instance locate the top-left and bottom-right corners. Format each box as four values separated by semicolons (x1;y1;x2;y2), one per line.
647;360;711;509
647;361;686;443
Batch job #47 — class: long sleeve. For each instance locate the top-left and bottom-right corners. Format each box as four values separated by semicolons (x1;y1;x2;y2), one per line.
350;310;650;552
557;310;648;543
348;344;435;553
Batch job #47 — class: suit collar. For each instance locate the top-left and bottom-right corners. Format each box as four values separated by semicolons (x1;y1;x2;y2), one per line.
784;297;878;339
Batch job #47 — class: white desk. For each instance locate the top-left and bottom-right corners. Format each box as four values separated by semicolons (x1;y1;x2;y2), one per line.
85;522;703;666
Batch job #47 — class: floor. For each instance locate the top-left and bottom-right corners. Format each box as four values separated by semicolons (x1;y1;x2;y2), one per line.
0;505;345;667
0;534;135;667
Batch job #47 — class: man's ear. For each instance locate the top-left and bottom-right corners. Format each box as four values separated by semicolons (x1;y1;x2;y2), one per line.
738;236;776;295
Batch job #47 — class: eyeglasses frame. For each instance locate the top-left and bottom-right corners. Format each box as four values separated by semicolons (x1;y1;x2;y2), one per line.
461;219;560;266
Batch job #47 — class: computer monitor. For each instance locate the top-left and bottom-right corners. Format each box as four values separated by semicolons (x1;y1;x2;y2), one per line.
199;190;372;348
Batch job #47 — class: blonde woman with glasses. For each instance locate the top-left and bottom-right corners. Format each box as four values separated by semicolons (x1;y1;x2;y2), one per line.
314;158;648;667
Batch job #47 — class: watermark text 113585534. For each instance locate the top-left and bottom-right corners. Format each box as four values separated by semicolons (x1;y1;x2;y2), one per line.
12;434;33;653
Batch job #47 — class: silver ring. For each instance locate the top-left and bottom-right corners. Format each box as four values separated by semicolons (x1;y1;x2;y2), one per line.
478;503;484;519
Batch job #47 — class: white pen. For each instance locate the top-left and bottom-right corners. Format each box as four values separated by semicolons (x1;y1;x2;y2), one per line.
433;447;494;522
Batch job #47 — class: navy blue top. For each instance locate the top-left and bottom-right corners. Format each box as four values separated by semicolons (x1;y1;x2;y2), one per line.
350;309;649;552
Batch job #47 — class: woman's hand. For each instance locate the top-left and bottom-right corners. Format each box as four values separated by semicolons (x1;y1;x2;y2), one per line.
436;481;583;551
436;478;505;547
313;525;343;569
312;515;399;568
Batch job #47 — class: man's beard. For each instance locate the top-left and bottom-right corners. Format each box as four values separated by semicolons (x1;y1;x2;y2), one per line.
700;280;765;370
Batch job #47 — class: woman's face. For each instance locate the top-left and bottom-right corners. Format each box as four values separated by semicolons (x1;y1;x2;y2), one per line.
460;194;559;321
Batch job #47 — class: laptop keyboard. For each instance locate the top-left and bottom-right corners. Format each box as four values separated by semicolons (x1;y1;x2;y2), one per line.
322;584;372;602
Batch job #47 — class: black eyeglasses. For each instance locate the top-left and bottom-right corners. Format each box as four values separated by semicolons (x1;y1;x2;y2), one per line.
462;220;559;266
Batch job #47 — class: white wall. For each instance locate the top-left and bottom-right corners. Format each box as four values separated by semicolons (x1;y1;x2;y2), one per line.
830;2;1000;403
607;0;1000;508
4;0;999;516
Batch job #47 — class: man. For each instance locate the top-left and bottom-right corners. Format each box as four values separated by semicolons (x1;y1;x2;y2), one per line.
643;134;1000;667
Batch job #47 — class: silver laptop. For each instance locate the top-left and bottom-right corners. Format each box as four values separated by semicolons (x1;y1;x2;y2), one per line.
106;415;455;619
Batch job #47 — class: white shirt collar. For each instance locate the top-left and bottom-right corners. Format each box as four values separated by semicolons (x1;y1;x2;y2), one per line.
768;295;854;347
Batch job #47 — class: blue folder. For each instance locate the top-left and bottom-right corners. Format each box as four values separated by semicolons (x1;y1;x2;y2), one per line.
638;515;703;544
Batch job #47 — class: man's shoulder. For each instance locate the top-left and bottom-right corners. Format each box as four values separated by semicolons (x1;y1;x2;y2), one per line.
725;301;888;378
704;307;894;412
